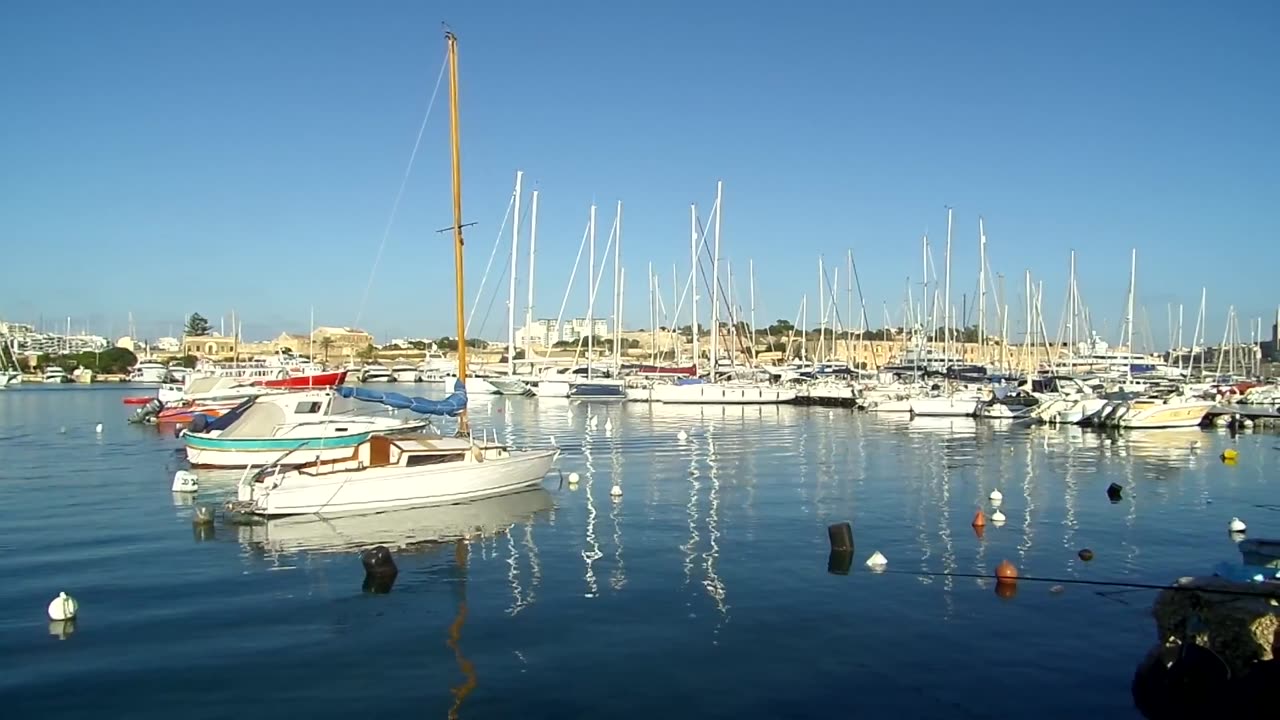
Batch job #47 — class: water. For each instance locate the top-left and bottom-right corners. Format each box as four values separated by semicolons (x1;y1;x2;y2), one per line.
1;384;1275;718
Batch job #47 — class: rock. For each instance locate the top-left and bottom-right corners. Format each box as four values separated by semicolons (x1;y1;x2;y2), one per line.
1150;576;1280;677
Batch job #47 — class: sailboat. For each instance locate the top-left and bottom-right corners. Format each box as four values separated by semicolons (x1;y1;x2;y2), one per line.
0;338;22;386
647;182;795;404
233;31;558;517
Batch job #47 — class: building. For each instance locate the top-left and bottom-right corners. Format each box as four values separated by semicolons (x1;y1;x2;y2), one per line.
311;326;374;359
7;331;108;354
515;318;609;348
182;334;238;357
271;332;313;355
155;336;181;353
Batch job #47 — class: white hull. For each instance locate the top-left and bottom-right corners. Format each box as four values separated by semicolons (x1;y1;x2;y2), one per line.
239;447;558;516
464;377;500;394
361;374;393;383
390;369;419;383
535;380;571;398
188;443;371;469
866;397;915;413
0;372;21;386
910;396;980;417
1116;400;1215;429
645;382;796;405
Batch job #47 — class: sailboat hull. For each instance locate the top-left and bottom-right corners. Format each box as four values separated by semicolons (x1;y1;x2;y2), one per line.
647;382;796;404
240;448;558;516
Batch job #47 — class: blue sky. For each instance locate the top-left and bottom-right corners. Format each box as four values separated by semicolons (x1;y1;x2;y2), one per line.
2;1;1277;350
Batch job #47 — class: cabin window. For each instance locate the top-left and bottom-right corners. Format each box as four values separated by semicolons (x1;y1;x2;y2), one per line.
405;453;466;467
295;401;323;414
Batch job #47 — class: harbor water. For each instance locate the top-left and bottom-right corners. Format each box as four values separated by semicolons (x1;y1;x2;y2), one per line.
1;384;1275;718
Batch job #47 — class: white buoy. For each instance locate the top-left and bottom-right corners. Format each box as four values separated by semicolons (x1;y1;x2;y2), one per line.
610;484;622;497
989;489;1003;502
1242;418;1255;428
677;429;689;441
604;418;614;433
171;470;199;493
865;551;888;571
94;423;103;434
992;509;1007;525
1229;517;1247;533
47;591;78;621
567;471;580;484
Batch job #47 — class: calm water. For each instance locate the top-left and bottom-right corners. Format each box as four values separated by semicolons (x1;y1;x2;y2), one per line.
1;384;1275;718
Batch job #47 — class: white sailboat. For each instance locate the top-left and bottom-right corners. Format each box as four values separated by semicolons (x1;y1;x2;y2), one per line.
644;182;794;405
233;31;557;518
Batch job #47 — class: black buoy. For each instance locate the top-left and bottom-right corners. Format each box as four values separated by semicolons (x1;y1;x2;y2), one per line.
361;545;398;577
1078;548;1094;562
1107;482;1124;503
827;522;854;552
361;546;398;594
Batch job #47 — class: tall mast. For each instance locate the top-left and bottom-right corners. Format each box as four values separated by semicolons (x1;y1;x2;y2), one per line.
1023;271;1031;370
507;170;522;376
817;255;825;361
749;259;757;364
944;206;952;364
920;234;929;352
1124;249;1137;350
648;262;656;364
524;189;538;360
689;204;699;372
587;203;596;378
727;262;736;367
710;181;722;378
1067;249;1076;350
978;217;987;362
847;250;854;341
446;30;469;433
612;200;623;371
801;294;807;361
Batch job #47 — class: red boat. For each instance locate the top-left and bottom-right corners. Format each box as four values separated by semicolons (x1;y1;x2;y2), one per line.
122;396;154;405
256;369;348;389
630;364;698;377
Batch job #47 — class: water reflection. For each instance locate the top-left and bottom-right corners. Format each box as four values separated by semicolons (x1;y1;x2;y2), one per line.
236;489;554;556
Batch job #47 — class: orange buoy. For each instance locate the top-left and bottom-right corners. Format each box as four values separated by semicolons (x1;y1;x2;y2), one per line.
972;523;986;540
995;559;1018;584
972;509;987;528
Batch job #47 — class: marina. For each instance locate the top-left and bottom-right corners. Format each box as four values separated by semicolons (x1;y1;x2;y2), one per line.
4;5;1279;718
1;383;1277;717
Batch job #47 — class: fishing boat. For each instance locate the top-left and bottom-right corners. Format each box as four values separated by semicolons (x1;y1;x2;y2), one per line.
183;388;433;468
231;32;556;517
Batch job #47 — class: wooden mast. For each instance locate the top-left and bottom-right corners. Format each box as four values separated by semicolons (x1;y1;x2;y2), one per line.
446;30;469;434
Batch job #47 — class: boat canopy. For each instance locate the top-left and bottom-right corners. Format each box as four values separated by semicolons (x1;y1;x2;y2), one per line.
335;381;467;417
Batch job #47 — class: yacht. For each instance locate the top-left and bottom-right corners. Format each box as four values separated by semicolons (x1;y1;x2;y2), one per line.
42;367;72;384
360;364;393;383
129;358;169;384
389;362;419;383
1053;334;1184;379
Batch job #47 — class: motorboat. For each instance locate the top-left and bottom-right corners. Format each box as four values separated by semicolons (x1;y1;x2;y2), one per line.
390;362;419;383
360;364;393;383
183;389;434;468
128;358;169;384
42;367;72;384
642;377;796;404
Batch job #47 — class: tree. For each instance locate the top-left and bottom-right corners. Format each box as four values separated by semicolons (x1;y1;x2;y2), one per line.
357;343;376;361
766;319;794;336
318;336;335;362
185;313;211;337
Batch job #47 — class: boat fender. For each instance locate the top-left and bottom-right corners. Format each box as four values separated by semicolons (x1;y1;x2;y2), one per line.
471;446;485;462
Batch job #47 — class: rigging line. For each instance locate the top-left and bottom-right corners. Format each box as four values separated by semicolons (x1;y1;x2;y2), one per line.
353;47;450;329
467;194;534;340
463;192;515;336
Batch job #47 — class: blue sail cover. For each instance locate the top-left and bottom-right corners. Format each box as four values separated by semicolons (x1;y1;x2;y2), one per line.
336;380;468;417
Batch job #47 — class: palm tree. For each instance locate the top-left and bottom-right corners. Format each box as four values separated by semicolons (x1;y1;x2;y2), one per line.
318;336;335;363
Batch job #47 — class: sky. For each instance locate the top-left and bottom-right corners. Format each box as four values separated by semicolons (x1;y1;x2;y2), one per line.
2;0;1278;351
